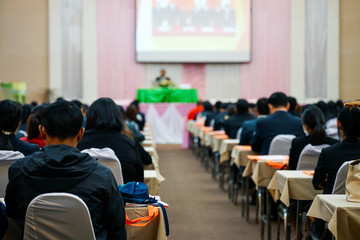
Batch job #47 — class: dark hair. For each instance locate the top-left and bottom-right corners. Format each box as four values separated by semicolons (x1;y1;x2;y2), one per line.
0;100;22;150
316;101;327;115
268;92;288;108
71;100;83;110
27;105;45;140
302;106;326;144
126;104;138;121
42;100;83;140
21;104;32;124
338;106;360;141
203;101;212;112
86;98;123;132
214;101;222;110
236;99;249;114
131;100;140;110
227;104;236;117
327;101;338;120
288;97;298;112
30;101;38;107
256;98;270;115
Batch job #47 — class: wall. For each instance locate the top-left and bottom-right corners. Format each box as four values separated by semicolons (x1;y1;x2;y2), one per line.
339;0;360;101
0;0;48;103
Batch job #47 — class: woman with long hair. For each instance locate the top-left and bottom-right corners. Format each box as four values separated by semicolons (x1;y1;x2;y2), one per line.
77;98;144;183
288;106;338;170
20;105;45;148
0;100;39;155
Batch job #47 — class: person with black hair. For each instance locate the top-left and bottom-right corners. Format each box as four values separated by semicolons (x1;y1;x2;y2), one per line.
199;101;213;125
288;106;338;170
130;100;146;131
0;100;39;156
204;101;222;127
239;98;270;145
223;99;255;139
288;96;301;118
213;102;228;130
5;100;126;239
77;98;144;183
20;105;46;148
16;104;32;138
251;92;304;154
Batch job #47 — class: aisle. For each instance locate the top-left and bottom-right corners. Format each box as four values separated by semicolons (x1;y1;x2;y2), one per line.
157;144;260;240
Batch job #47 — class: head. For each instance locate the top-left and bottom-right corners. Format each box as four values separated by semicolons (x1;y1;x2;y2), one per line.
288;97;298;112
236;99;249;114
214;101;222;111
160;69;166;77
130;100;140;111
302;106;326;144
0;100;22;150
256;98;270;115
268;92;289;113
316;101;327;115
126;104;139;121
203;101;213;112
40;100;84;146
337;101;360;141
86;98;123;132
27;105;45;140
30;101;38;107
226;104;236;117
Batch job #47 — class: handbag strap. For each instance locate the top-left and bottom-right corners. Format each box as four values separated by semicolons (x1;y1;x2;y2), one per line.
126;205;159;227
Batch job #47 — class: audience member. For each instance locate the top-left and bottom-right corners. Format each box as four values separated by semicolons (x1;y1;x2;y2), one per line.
213;102;228;130
200;101;213;125
288;106;338;170
239;98;269;145
187;101;203;120
5;100;126;239
130;100;146;131
119;105;145;143
77;98;144;183
205;101;222;126
251;92;304;154
223;99;255;139
16;104;32;138
248;102;257;117
0;100;39;156
126;104;145;142
20;105;46;148
288;96;301;118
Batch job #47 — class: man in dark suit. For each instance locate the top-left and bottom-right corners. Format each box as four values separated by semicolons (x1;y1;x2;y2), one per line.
251;92;304;154
205;101;222;127
239;98;269;145
223;99;255;139
213;102;228;130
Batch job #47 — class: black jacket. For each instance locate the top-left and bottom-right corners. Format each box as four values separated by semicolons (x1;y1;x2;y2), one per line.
223;113;255;139
288;135;338;170
313;139;360;194
251;111;304;154
5;145;126;240
77;129;144;183
10;134;39;156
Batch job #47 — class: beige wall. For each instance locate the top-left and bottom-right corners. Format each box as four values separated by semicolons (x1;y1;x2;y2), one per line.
0;0;48;103
339;0;360;101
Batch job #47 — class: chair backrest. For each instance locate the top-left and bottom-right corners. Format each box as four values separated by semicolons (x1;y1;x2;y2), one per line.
24;193;95;240
268;134;296;155
332;160;354;194
81;148;124;185
325;118;339;140
0;151;25;197
296;144;329;170
236;127;243;140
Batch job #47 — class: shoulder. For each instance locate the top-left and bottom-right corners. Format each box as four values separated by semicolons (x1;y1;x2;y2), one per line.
325;137;339;145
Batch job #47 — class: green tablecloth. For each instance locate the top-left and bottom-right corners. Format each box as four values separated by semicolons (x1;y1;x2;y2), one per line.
137;88;198;103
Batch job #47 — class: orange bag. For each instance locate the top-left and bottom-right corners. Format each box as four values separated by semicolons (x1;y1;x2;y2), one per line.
126;205;159;227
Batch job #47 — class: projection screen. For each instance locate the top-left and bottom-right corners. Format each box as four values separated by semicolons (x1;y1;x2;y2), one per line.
136;0;252;63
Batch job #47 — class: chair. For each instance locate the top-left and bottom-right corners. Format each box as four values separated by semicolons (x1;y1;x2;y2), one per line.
0;151;24;197
325;118;339;140
24;193;95;240
81;148;124;185
235;127;243;140
296;144;329;170
332;160;354;194
268;134;296;155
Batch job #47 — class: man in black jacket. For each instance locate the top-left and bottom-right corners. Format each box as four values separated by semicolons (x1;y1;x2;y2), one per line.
5;100;126;239
223;99;255;139
251;92;304;154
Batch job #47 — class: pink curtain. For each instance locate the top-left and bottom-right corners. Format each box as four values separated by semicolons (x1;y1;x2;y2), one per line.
240;0;291;99
182;64;206;100
97;0;145;100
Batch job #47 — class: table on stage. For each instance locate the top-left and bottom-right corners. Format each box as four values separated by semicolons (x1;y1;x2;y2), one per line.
137;88;198;103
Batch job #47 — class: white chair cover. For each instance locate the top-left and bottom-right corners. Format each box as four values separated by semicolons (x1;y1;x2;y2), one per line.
268;134;296;155
0;151;24;197
236;127;243;140
24;193;95;240
332;160;355;194
81;148;124;185
325;118;339;140
296;144;329;170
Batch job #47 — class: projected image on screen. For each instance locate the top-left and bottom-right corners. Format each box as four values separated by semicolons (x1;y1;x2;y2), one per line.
136;0;251;63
